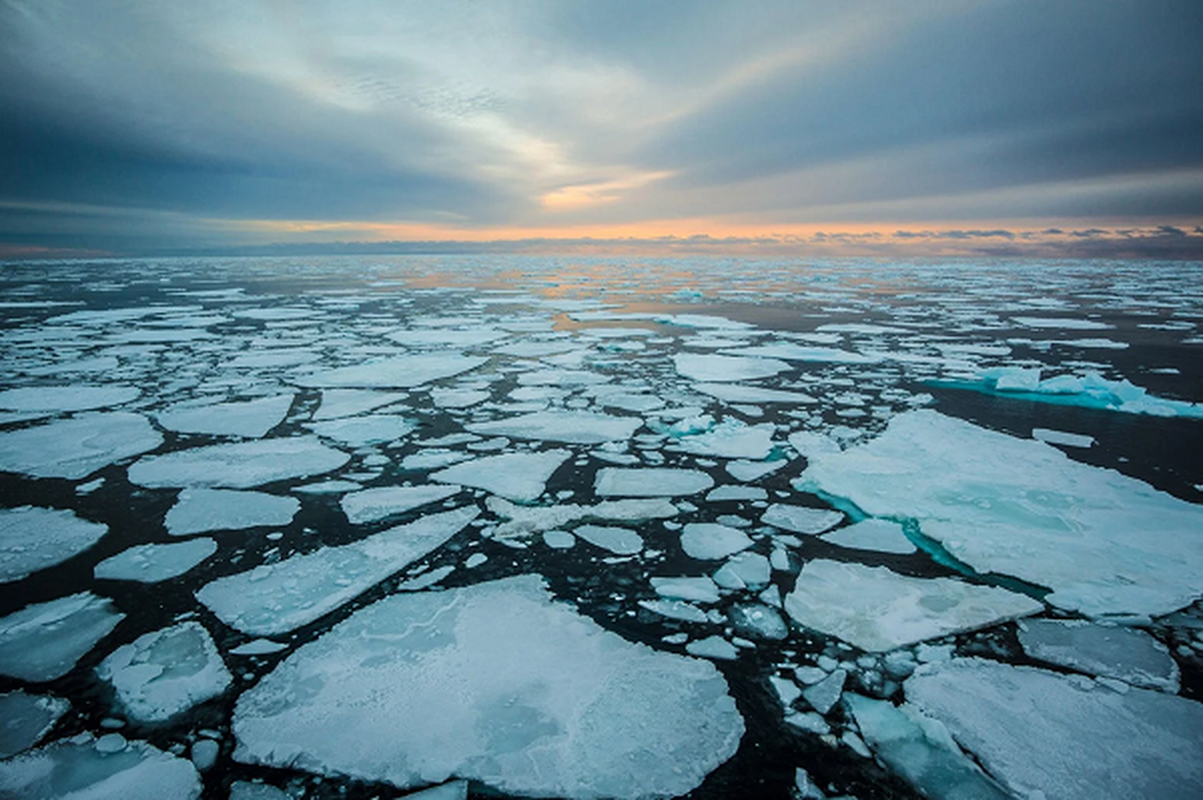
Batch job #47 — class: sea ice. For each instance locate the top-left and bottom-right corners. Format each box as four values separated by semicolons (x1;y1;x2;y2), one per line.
0;412;163;480
713;551;771;590
305;414;416;446
693;382;817;404
128;436;350;489
466;410;641;444
165;489;301;535
0;593;125;681
94;539;217;583
0;385;140;412
784;560;1042;652
638;599;709;622
905;657;1203;800
0;506;108;583
651;576;721;603
820;518;917;554
572;524;643;555
197;506;478;635
725;459;787;482
386;328;508;348
672;353;791;382
0;735;202;799
720;343;878;364
97;622;232;722
157;395;294;438
231;575;743;798
729;603;789;640
0;692;69;758
431;387;491;408
1031;427;1095;448
430;450;570;502
793;409;1203;617
706;485;768;502
594;467;714;497
341;484;461;524
674;419;776;459
311;389;407;420
486;496;677;537
802;668;845;715
686;636;739;660
680;523;754;560
1010;316;1113;329
295;355;487;388
762;504;844;535
1016;618;1180;691
229;781;290;800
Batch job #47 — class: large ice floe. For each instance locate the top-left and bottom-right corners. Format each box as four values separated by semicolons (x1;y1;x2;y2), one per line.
128;436;350;489
197;506;478;635
0;412;163;479
0;593;125;681
94;539;217;583
0;506;108;582
793;409;1203;617
293;354;487;388
943;367;1203;418
231;575;743;798
0;734;202;799
340;484;461;524
0;384;140;413
156;394;294;438
164;488;300;535
466;409;641;444
430;450;570;502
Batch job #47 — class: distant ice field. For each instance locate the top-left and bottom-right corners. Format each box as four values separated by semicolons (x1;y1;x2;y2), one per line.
0;255;1201;800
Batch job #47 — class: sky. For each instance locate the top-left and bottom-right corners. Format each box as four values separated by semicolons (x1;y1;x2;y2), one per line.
1;0;1201;259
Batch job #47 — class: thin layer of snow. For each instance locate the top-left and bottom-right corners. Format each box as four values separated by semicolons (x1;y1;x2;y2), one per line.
819;518;917;554
0;692;69;759
430;450;570;502
0;507;108;583
94;539;217;583
157;395;293;438
0;412;163;480
594;468;714;497
1016;618;1179;691
672;353;791;382
784;560;1042;652
466;410;641;444
762;504;844;535
197;506;478;636
0;593;125;681
128;436;350;489
0;735;202;799
165;489;300;535
341;485;461;524
231;575;743;798
294;355;487;388
680;523;754;560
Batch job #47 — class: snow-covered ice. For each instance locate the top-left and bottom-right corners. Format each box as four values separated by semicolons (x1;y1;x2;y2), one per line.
762;504;844;535
673;419;776;459
1031;427;1095;448
594;467;714;497
231;575;743;798
430;450;570;502
0;506;108;583
680;522;754;560
305;414;416;446
197;506;478;635
467;410;641;444
312;389;407;420
784;560;1042;652
97;622;232;722
0;385;140;413
673;352;791;382
294;355;487;388
165;488;300;535
0;593;125;681
819;518;916;554
0;692;69;759
1016;618;1180;691
341;484;461;524
128;436;349;489
0;734;202;799
94;539;217;583
486;496;677;537
0;412;163;479
572;524;643;555
157;395;293;438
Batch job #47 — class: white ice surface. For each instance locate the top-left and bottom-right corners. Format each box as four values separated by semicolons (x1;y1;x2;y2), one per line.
794;409;1203;617
693;383;817;405
1031;427;1095;448
1010;316;1113;329
97;621;232;722
680;523;754;560
430;450;570;502
905;657;1203;800
819;518;917;554
0;593;125;681
672;353;791;382
1016;618;1180;691
784;560;1042;652
165;489;300;535
686;636;739;660
197;506;478;635
486;496;677;537
0;385;140;412
341;484;461;524
312;389;407;420
720;343;878;364
128;436;349;489
0;506;108;583
674;419;776;460
762;504;844;535
305;414;416;446
725;459;787;482
231;575;743;798
572;524;643;555
0;692;69;759
157;395;293;438
0;412;163;480
594;467;714;497
94;539;217;583
467;410;641;444
0;735;202;800
651;576;721;603
295;355;487;388
712;551;771;590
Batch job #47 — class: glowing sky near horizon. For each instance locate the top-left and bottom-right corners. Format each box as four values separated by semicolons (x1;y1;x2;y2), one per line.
0;0;1200;257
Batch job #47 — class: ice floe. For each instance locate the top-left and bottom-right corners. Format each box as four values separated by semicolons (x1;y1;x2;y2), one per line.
341;484;461;524
486;496;677;537
0;734;202;799
0;692;69;758
466;410;641;444
572;524;643;555
651;576;721;603
784;560;1042;652
594;467;714;497
197;506;478;635
128;436;349;489
793;409;1203;617
165;488;300;535
1016;618;1180;691
672;418;776;459
948;368;1203;418
680;522;754;560
713;551;771;590
304;414;416;446
761;503;844;535
0;593;125;681
721;343;879;364
693;382;817;405
97;622;232;722
1031;427;1095;448
0;506;107;583
0;385;140;413
294;355;487;388
430;450;570;502
819;518;917;554
94;539;217;583
0;412;163;480
312;389;407;420
231;575;743;798
672;352;791;382
157;395;294;438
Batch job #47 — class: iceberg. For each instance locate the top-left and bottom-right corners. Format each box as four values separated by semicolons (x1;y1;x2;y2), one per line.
0;593;125;681
341;484;461;524
231;575;743;798
784;560;1042;652
0;506;108;583
157;395;294;438
94;539;217;583
430;450;570;502
165;488;300;535
0;412;163;480
128;436;349;489
466;410;641;444
594;467;714;497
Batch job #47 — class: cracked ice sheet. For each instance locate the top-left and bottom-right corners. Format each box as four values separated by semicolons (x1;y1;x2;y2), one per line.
0;593;125;682
793;409;1203;617
128;437;349;489
156;395;294;438
0;507;108;583
430;450;570;502
0;735;202;800
165;489;300;535
784;560;1042;652
231;575;743;799
904;658;1203;800
293;355;487;388
197;506;478;636
466;410;640;444
0;412;163;480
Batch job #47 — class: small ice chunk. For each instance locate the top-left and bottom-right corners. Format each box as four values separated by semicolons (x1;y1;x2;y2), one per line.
305;414;416;446
1010;316;1113;330
819;518;916;554
769;675;802;707
431;387;491;408
229;639;288;656
542;530;576;549
0;735;202;799
467;410;641;444
0;385;140;412
197;507;478;635
713;552;771;590
157;395;294;438
672;353;790;382
0;592;125;681
401;449;473;470
573;524;643;555
1017;618;1180;691
1032;427;1095;448
802;668;846;714
94;539;217;583
430;450;571;502
638;599;710;622
595;468;714;497
680;523;753;560
341;484;460;524
693;383;817;405
229;781;290;800
128;437;349;489
651;576;721;603
729;603;789;640
97;622;232;722
686;636;739;660
487;496;677;537
294;354;487;388
0;692;70;758
762;504;844;535
0;412;163;480
165;489;300;535
0;506;108;583
404;780;470;800
190;738;219;771
464;553;488;568
725;459;787;482
784;560;1042;652
721;343;878;364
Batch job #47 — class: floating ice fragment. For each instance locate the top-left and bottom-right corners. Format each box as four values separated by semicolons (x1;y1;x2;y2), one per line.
157;395;294;438
572;524;643;555
819;518;916;554
341;485;461;524
720;343;879;364
802;668;846;715
466;410;640;444
487;495;676;537
229;639;288;656
305;414;416;446
1016;618;1179;691
706;485;768;501
725;459;787;482
672;353;790;382
680;523;753;560
693;382;817;404
231;575;743;798
762;504;844;535
1031;427;1095;448
0;412;163;480
729;603;789;640
784;560;1042;652
97;622;232;722
651;576;721;603
94;539;217;583
430;450;570;502
430;387;491;408
0;506;107;583
229;781;290;800
674;419;776;459
165;489;300;535
295;355;487;388
0;735;201;799
0;692;69;758
0;385;140;412
129;436;349;489
638;599;710;622
713;551;771;590
595;467;713;497
686;636;739;660
542;530;576;549
387;328;507;348
0;593;125;681
312;389;407;420
1010;316;1113;329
